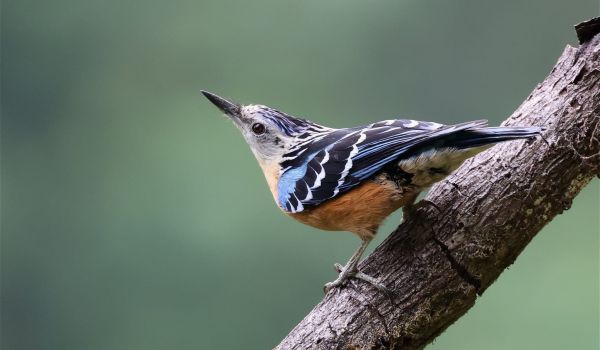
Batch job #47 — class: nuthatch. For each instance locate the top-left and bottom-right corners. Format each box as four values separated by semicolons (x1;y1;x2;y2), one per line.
202;91;540;293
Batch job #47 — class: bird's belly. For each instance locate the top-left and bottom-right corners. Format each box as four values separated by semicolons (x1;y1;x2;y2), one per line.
289;177;418;239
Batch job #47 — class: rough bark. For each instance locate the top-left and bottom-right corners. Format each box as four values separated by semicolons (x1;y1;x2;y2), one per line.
276;19;600;350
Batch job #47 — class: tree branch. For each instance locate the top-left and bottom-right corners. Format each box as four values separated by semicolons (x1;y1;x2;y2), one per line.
276;19;600;350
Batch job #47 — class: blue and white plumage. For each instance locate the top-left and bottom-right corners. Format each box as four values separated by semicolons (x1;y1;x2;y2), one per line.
275;117;537;213
201;91;541;292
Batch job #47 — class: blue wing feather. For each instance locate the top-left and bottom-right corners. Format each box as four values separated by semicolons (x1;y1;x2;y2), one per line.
277;119;501;213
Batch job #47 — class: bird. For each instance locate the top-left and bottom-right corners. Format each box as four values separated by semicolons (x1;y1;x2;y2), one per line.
201;90;540;293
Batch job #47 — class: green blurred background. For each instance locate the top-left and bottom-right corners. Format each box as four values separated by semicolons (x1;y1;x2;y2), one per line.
2;1;598;349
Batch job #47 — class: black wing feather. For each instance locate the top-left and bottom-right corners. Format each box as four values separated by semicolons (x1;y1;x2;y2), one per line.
278;119;493;212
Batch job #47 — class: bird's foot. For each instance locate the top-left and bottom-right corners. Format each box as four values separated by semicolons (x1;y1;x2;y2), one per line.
323;263;388;294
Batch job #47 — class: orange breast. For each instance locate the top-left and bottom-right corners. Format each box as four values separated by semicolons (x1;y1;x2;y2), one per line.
289;179;419;239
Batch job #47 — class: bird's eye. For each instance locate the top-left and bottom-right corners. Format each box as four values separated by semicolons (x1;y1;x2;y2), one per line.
251;123;266;135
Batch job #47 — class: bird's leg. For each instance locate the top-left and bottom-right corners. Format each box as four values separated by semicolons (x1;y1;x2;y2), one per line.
324;238;387;293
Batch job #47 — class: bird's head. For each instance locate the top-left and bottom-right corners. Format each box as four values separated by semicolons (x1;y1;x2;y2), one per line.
202;91;327;165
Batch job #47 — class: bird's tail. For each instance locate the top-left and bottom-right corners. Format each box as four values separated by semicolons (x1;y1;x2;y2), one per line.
447;125;542;149
401;120;541;160
396;121;541;188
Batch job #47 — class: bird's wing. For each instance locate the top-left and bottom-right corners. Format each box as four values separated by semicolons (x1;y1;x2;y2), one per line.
277;119;487;213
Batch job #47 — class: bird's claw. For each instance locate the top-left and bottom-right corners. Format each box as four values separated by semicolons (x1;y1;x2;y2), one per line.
353;272;390;294
323;280;342;294
324;265;389;294
324;263;353;293
333;263;344;273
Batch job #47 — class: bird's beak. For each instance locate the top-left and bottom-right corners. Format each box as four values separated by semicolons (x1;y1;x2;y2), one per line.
201;90;241;118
